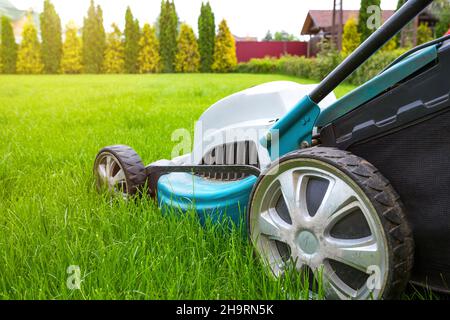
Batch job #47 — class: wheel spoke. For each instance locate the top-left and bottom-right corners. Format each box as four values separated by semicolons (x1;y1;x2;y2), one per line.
276;170;299;220
105;156;112;177
113;169;125;184
258;211;291;242
314;179;356;223
97;164;107;180
324;236;379;273
322;266;357;299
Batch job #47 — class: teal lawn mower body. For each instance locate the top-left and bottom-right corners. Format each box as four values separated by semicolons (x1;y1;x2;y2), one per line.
95;0;450;298
157;43;439;225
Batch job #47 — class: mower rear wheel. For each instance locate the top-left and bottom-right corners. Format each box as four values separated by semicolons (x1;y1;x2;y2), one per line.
248;147;413;300
93;145;147;197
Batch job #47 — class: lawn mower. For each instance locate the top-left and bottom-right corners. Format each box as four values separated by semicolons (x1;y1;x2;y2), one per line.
94;0;450;299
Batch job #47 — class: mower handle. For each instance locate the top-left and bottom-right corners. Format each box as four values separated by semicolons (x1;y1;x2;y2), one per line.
309;0;434;104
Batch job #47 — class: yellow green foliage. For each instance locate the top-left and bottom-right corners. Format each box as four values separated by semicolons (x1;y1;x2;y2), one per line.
82;1;105;73
61;21;83;74
212;19;236;72
175;23;200;73
342;18;360;56
16;16;43;74
138;23;161;73
417;23;433;45
382;37;398;51
103;23;125;74
40;0;62;74
1;16;17;74
124;6;140;73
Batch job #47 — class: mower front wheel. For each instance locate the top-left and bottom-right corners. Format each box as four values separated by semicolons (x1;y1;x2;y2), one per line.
93;145;147;197
248;147;414;300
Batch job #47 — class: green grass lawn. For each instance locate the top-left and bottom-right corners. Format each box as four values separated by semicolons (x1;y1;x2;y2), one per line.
0;74;359;299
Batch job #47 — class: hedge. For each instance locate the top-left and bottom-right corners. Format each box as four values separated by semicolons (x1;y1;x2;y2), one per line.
235;48;409;86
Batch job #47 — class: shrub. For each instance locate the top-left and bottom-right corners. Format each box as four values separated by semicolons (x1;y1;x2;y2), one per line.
278;55;314;78
82;0;106;73
212;19;237;72
0;16;17;74
40;0;62;74
61;21;83;74
138;23;161;73
417;23;433;45
124;6;140;74
342;18;361;56
309;40;343;80
158;0;178;73
235;56;279;74
347;48;408;85
16;16;44;74
236;47;409;86
175;23;200;73
103;23;125;74
198;2;215;72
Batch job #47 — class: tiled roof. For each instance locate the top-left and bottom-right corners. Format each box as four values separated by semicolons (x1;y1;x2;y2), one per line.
0;0;25;20
301;9;395;35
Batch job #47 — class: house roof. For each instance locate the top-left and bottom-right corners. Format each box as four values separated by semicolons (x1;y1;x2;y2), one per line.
0;0;25;21
301;9;395;35
234;34;258;42
0;0;40;37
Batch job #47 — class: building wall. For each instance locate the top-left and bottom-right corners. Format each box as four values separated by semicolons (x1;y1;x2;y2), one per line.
235;41;308;62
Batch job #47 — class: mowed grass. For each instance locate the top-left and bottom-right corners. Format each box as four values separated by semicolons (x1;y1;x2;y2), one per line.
0;74;355;299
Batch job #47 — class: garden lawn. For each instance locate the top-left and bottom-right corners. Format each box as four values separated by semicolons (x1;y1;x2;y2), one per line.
0;74;355;299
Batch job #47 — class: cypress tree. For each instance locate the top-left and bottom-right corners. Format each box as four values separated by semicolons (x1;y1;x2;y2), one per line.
124;7;140;73
0;16;17;74
158;0;178;72
358;0;381;42
138;23;161;73
263;30;273;41
175;23;200;73
212;19;237;73
40;0;62;73
16;16;43;74
103;23;125;73
342;18;361;55
61;21;83;74
82;0;106;73
198;2;215;72
96;5;106;71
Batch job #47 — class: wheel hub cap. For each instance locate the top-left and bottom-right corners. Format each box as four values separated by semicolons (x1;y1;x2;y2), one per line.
95;153;127;197
297;231;318;254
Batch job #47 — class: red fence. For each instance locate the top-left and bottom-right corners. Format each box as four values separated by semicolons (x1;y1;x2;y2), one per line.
235;41;308;63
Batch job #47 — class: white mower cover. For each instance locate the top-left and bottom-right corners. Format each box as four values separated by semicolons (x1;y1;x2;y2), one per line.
172;81;336;169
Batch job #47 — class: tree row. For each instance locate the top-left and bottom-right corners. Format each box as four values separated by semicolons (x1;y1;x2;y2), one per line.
0;0;237;74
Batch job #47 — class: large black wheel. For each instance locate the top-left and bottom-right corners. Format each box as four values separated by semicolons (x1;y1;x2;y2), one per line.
248;147;414;300
93;145;147;197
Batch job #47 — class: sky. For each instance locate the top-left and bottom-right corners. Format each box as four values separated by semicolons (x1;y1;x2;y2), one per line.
10;0;399;39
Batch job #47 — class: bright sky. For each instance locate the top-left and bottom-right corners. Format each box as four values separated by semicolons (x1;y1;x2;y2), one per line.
11;0;398;39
